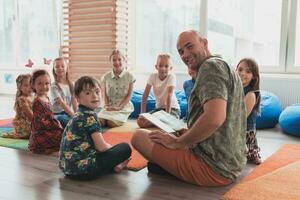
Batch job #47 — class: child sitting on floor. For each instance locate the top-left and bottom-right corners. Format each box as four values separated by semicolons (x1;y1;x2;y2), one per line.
59;76;131;180
28;69;63;154
98;49;135;128
236;58;262;165
137;53;181;128
50;57;77;128
2;74;33;139
183;67;197;102
183;67;198;120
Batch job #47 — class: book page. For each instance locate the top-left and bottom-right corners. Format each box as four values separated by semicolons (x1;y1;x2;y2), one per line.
98;109;128;123
139;113;176;133
152;110;186;131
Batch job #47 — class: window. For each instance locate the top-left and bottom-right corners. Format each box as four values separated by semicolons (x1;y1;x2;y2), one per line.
207;0;282;69
131;0;202;72
131;0;299;73
0;0;16;67
0;0;59;70
295;1;300;67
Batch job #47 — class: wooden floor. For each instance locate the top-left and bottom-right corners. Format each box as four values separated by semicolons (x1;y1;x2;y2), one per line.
1;94;300;200
1;128;300;199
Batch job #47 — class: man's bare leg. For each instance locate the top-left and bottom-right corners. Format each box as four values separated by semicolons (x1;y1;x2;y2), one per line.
131;129;155;161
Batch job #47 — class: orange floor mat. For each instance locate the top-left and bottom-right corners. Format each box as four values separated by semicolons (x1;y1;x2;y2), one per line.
103;131;147;171
223;144;300;200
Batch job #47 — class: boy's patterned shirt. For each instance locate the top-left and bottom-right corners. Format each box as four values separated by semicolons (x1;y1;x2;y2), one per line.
59;105;102;175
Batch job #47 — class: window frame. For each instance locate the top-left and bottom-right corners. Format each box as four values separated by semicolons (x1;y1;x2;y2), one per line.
129;0;300;74
286;0;300;72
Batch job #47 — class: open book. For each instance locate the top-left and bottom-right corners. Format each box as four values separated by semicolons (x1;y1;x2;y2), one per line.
139;110;187;133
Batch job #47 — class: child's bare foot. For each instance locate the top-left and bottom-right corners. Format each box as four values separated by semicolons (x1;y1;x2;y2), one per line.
114;158;131;173
254;156;262;165
99;118;106;126
50;151;59;157
2;132;20;139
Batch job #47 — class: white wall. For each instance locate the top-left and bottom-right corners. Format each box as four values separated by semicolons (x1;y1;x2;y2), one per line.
0;67;53;95
0;70;24;95
260;74;300;108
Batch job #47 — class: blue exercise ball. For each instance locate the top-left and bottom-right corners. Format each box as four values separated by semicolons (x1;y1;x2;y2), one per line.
130;89;188;119
279;103;300;137
175;90;188;119
256;91;282;129
130;89;156;118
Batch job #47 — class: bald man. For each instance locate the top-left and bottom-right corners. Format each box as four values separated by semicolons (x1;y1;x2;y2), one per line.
132;30;247;186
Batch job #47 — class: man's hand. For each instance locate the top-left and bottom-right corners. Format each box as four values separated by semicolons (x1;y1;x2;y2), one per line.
149;130;185;149
175;128;188;137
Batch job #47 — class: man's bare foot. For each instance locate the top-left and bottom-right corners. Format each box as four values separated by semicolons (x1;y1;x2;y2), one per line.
114;158;131;173
137;116;153;128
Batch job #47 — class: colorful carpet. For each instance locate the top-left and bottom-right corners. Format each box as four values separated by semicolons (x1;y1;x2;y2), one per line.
223;144;300;200
0;126;29;151
0;127;13;134
0;120;146;171
0;137;29;151
0;118;13;128
223;160;300;200
242;144;300;182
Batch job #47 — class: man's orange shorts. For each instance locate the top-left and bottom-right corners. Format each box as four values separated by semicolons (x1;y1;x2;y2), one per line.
151;143;232;186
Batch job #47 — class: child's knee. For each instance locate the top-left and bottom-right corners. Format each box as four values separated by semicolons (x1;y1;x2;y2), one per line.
99;118;106;126
119;142;132;157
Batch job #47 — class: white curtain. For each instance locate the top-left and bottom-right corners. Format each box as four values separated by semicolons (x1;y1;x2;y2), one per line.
0;0;60;70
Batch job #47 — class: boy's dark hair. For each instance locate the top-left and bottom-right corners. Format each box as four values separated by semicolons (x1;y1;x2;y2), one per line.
74;76;101;97
31;69;50;93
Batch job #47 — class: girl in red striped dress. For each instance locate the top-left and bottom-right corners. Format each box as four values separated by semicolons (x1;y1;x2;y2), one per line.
28;69;63;154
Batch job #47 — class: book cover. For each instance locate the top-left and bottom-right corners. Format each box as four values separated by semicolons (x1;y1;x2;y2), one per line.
139;110;186;133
